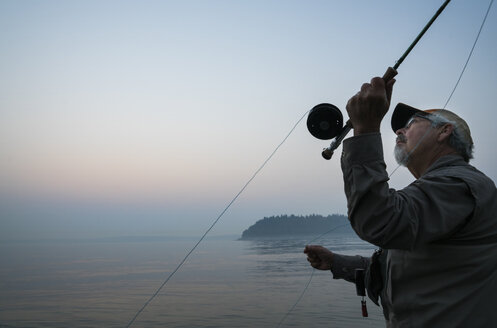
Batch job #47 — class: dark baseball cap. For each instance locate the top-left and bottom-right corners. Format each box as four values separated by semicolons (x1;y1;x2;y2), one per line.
391;103;473;146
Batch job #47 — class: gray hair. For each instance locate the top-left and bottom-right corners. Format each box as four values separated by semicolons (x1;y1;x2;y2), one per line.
426;113;474;162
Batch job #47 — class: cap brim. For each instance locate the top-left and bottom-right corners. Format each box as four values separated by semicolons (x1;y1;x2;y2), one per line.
391;103;429;132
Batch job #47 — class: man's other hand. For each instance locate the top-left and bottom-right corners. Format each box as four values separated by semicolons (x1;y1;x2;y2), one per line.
304;245;334;270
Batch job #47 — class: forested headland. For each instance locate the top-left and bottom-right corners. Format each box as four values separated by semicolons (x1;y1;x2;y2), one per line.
240;214;353;239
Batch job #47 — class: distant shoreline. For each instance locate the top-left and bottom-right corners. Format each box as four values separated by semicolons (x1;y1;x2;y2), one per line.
239;214;353;240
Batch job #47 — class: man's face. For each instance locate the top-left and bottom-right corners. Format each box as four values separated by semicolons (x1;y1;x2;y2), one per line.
394;115;437;166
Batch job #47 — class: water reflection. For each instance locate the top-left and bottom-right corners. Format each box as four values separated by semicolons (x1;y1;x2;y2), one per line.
0;234;384;327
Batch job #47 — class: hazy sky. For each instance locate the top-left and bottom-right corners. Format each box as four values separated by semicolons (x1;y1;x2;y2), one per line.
1;0;496;240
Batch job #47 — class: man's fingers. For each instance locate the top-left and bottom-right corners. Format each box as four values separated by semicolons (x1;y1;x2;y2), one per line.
370;76;385;87
346;94;358;112
303;245;311;253
385;78;396;103
304;245;321;253
360;83;371;93
305;245;332;270
308;259;321;268
307;254;318;261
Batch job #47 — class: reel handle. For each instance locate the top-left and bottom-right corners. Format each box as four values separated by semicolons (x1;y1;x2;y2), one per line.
321;66;398;160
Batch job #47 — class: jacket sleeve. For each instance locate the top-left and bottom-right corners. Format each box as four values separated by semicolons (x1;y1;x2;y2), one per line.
340;133;475;250
331;252;385;306
330;254;370;283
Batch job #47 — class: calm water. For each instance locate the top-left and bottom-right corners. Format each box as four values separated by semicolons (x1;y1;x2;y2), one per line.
0;233;384;327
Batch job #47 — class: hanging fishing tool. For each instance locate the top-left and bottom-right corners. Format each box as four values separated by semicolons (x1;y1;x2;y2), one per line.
355;269;368;317
307;0;451;160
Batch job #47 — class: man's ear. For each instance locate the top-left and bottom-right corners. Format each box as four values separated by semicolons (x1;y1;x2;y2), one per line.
438;124;454;142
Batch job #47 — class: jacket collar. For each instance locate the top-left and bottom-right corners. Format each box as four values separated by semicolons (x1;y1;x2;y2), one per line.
423;154;468;176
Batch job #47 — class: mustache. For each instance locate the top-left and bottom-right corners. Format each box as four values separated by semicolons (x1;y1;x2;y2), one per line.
396;135;407;143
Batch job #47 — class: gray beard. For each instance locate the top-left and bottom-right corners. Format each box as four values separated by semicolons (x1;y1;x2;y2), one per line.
394;145;409;166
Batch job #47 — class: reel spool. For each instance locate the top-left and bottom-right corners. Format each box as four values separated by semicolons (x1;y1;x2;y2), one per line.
306;103;344;140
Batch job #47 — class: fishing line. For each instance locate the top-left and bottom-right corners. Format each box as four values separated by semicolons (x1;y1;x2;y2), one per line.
275;223;350;328
125;110;310;327
443;0;494;109
276;270;315;328
278;0;494;325
392;0;494;174
126;1;493;326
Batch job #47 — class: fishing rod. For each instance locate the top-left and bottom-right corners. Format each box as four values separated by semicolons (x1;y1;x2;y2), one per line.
125;1;457;327
307;0;452;160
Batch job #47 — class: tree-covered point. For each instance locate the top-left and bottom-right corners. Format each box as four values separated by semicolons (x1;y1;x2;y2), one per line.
240;214;353;239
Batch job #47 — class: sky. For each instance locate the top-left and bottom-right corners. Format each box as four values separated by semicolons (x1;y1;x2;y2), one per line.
1;0;496;240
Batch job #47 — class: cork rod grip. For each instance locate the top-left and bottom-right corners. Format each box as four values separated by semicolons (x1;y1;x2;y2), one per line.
382;66;398;82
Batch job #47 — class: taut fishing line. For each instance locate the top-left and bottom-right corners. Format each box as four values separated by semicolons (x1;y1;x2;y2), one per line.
278;0;495;326
125;110;309;327
390;0;494;177
125;0;493;326
442;0;494;110
275;223;350;328
276;270;315;328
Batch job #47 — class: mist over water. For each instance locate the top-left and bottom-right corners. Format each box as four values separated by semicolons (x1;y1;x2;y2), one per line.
0;233;383;327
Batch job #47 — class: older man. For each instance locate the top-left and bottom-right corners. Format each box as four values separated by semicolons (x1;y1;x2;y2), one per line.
304;77;497;327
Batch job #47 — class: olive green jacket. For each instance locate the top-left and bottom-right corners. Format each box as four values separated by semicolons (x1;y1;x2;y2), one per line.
332;133;497;328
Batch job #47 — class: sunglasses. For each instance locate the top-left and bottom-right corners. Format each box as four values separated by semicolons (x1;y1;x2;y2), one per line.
404;114;436;129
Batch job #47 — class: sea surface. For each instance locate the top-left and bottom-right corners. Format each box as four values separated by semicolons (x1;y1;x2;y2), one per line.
0;233;384;327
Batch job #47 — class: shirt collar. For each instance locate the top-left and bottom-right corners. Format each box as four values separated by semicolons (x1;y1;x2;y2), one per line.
423;154;468;176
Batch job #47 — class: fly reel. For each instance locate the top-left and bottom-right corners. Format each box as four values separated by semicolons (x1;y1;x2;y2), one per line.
304;0;451;161
306;67;397;160
307;103;351;160
306;103;344;140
